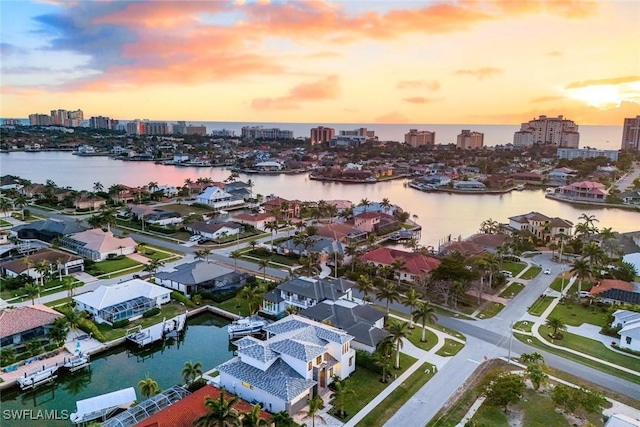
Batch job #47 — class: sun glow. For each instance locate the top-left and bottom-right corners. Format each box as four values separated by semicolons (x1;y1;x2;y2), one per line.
565;82;640;109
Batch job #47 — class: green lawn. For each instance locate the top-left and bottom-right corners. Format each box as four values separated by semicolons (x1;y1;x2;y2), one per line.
406;326;438;351
520;266;541;280
0;219;11;227
435;339;465;357
513;320;533;333
477;302;504;319
211;296;251;317
499;282;525;298
138;245;181;262
45;296;73;307
549;277;565;292
356;362;435;427
548;299;611;327
527;296;555;316
96;303;185;341
500;261;527;276
86;257;143;275
471;405;508;426
241;251;298;267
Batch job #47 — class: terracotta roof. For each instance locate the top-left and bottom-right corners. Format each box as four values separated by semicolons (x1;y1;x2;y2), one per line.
359;247;440;276
263;197;291;207
467;233;507;248
233;213;276;221
354;212;381;219
0;248;83;274
0;305;63;338
589;279;634;295
316;223;361;240
441;241;484;256
135;385;270;427
68;229;137;253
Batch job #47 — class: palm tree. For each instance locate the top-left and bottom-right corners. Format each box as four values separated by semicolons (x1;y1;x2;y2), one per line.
545;316;567;339
388;320;409;369
356;274;374;302
182;360;203;385
519;352;544;365
570;258;592;295
526;363;548;391
14;193;28;219
331;376;355;419
451;280;468;309
578;213;599;235
258;259;270;281
137;377;160;399
33;260;49;287
373;338;393;383
376;281;400;314
582;242;606;266
0;197;11;218
271;410;295;427
297;395;325;427
195;248;212;263
380;197;391;213
64;309;87;339
473;258;489;305
412;301;438;342
402;288;422;328
358;198;370;212
143;259;164;276
264;221;278;247
242;404;270;427
391;257;406;286
229;251;241;270
238;285;265;314
23;283;39;305
93;182;104;193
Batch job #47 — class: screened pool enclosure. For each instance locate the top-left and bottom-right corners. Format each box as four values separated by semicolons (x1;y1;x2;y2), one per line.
98;296;157;324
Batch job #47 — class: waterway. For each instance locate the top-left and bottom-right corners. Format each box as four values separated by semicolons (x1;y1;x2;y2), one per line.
0;312;233;427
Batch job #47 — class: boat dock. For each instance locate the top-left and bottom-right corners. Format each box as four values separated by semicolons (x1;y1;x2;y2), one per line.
17;365;59;390
70;387;137;424
126;313;188;347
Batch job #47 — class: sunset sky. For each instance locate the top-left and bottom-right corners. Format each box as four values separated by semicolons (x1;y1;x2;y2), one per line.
1;0;639;125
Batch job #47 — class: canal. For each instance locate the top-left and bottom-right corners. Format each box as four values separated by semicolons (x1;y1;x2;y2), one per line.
1;312;233;427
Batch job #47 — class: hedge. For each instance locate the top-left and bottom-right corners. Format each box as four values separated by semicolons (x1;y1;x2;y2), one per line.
199;289;238;303
113;319;130;328
355;349;382;374
143;307;161;318
171;291;196;307
78;318;106;342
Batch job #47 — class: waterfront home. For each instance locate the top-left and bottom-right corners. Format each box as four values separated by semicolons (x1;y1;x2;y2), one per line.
111;185;144;204
359;247;441;284
232;212;276;230
353;211;398;235
466;233;507;253
556;180;608;203
73;193;107;211
59;228;137;261
262;276;355;317
588;279;640;305
299;300;388;353
254;160;283;171
12;218;87;243
439;240;485;257
505;211;573;242
547;167;577;181
413;174;451;187
275;236;344;261
186;220;244;241
0;304;64;350
325;200;354;212
133;384;270;427
453;180;486;190
0;175;22;191
144;209;182;226
262;196;302;219
620;190;640;205
315;223;367;244
195;186;245;210
0;247;84;279
73;279;171;325
154;261;252;296
352;201;397;216
216;315;356;414
611;310;640;353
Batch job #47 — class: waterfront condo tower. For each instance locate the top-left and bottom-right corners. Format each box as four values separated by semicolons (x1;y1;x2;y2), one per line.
622;115;640;150
404;129;435;147
310;126;335;145
513;115;580;148
457;129;484;149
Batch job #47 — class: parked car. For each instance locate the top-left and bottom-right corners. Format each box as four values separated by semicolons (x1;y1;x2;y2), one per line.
189;235;201;242
543;269;551;275
500;270;513;278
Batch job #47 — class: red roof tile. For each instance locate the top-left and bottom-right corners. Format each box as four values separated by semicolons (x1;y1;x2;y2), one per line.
0;305;63;338
589;279;634;295
359;248;440;276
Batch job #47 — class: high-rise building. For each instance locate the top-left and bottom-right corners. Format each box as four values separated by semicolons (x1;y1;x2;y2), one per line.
211;129;235;137
172;121;187;134
241;126;293;140
186;125;206;136
404;129;435;147
329;127;377;147
29;114;51;126
514;115;579;148
2;119;22;126
89;116;118;130
143;121;169;135
49;109;83;127
557;148;618;162
457;130;484;150
310;126;335;145
621;115;640;150
126;120;144;135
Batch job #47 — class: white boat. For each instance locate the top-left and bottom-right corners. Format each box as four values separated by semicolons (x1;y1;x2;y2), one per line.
219;210;229;215
63;353;90;372
17;365;59;390
70;387;137;424
545;187;556;195
228;317;267;338
515;184;525;190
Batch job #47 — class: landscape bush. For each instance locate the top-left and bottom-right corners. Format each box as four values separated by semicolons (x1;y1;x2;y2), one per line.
142;307;161;318
199;289;238;303
112;319;130;329
171;291;196;307
78;318;106;342
355;349;382;374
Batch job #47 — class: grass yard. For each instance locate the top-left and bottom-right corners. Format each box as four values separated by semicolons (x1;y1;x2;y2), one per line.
499;282;525;298
0;219;11;227
45;296;73;307
96;303;186;341
406;326;438;351
500;261;527;276
549;277;565;292
520;266;541;280
241;251;298;267
527;296;555;316
548;299;611;327
86;257;143;275
356;362;435;427
138;245;181;262
513;320;533;333
471;405;509;426
435;339;465;357
477;302;504;319
211;296;251;317
329;367;388;421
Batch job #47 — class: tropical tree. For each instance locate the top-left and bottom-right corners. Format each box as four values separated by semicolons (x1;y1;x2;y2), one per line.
391;257;406;286
26;339;43;357
229;250;241;270
331;376;355;419
376;281;400;314
380;197;391;213
23;283;39;305
570;258;592;295
526;363;548;390
242;404;270;427
479;218;499;234
143;259;165;276
238;284;266;314
64;309;87;339
412;301;438;342
258;259;270;281
33;260;49;286
402;288;422;327
481;371;525;412
271;411;295;427
358;198;370;212
388;320;409;369
578;213;599;235
195;248;212;263
193;390;242;427
137;377;160;399
519;352;544;365
48;317;69;345
182;360;203;385
546;316;567;339
93;182;104;193
0;197;12;218
297;395;325;427
356;275;374;302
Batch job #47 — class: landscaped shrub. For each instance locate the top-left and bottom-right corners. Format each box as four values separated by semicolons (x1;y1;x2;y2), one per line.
171;291;196;307
199;289;239;303
78;318;106;342
112;319;130;328
44;344;58;352
355;349;382;374
186;378;208;392
147;224;176;234
142;307;161;318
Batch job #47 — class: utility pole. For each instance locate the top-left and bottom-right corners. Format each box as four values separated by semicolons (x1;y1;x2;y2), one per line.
508;320;515;364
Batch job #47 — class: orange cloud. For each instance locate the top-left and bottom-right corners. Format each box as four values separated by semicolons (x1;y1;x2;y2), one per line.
252;75;340;110
374;111;410;123
566;76;640;89
530;95;565;103
403;97;438;104
453;67;503;79
396;80;440;91
94;2;228;28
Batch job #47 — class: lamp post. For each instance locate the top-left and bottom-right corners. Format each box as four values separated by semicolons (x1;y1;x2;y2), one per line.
508;320;515;364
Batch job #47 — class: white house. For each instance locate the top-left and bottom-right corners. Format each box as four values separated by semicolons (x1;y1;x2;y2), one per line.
73;279;171;325
195;186;245;209
187;220;244;241
254;161;283;171
612;310;640;353
216;315;356;415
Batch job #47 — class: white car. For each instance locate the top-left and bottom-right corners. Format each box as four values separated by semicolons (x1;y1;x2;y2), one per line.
499;270;513;278
543;269;551;275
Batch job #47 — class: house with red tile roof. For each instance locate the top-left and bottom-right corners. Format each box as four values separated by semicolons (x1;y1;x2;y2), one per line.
232;212;276;230
440;240;485;257
135;385;270;427
359;247;440;283
353;212;381;232
556;180;608;203
588;279;640;304
0;304;63;349
316;223;367;243
262;197;301;219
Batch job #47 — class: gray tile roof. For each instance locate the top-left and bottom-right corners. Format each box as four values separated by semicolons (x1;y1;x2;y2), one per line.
155;261;234;285
218;357;316;402
270;339;326;361
238;340;279;363
263;289;284;303
13;218;86;235
277;277;355;301
277;236;345;255
263;315;353;345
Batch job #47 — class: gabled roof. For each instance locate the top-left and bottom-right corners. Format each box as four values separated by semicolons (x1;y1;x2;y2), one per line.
508;211;551;223
0;248;82;274
74;279;170;310
277;276;354;301
190;221;242;234
197;186;233;200
0;305;63;338
67;228;137;253
589;279;634;295
316;223;362;240
13;218;87;236
597;289;640;304
359;247;440;276
278;236;344;255
263;315;353;345
619;322;640;339
155;261;234;285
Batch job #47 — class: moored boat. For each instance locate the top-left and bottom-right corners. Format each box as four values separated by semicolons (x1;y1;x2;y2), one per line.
228;317;267;338
17;365;59;390
63;353;90;372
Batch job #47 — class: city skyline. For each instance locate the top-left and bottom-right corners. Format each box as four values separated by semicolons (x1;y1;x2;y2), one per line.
1;1;639;125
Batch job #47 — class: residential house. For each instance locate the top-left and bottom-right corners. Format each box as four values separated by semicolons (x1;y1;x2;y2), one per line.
352;201;397;216
186;220;244;241
59;228;137;261
111;185;144;204
0;304;64;350
440;240;485;257
611;310;640;353
353;212;380;233
195;186;244;210
262;276;355;317
506;211;573;241
12;218;87;243
144;210;182;226
262;196;301;219
74;193;107;211
73;279;171;324
547;167;577;181
603;413;640;427
275;235;344;262
155;261;252;296
588;279;640;305
300;300;388;353
316;223;367;244
0;248;84;280
556;180;608;202
216;315;356;414
620;190;640;205
453;180;486;190
325;200;354;212
359;247;441;284
611;310;640;329
232;213;276;230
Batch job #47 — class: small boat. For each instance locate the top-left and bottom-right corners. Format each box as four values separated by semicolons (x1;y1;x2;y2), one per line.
228;317;267;338
515;184;525;191
17;365;59;390
63;353;90;372
545;187;556;195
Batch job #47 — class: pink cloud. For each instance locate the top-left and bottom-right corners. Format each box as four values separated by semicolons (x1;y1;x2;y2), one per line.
252;75;340;110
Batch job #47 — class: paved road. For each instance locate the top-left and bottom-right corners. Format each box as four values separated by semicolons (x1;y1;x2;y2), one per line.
614;161;640;191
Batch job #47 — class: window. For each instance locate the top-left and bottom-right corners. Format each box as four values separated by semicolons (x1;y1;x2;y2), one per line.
329;368;334;377
316;356;322;365
349;356;354;367
627;336;632;345
308;361;312;371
